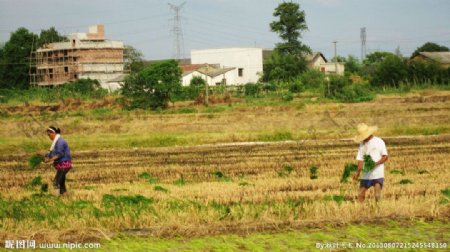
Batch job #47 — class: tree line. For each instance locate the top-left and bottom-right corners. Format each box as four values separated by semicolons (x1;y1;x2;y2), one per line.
1;2;449;109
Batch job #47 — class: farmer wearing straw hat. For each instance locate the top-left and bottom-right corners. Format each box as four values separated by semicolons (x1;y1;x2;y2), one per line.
44;126;72;195
352;123;388;202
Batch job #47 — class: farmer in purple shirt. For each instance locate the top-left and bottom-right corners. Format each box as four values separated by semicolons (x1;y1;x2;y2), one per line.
44;126;72;195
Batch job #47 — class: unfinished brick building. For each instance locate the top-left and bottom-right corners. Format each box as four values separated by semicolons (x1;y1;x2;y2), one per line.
30;25;124;89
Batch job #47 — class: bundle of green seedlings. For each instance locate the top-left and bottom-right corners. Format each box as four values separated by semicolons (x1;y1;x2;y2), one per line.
28;154;45;169
309;166;319;179
341;163;358;183
363;154;376;173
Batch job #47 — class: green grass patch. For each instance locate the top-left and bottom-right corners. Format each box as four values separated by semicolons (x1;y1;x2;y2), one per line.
257;130;292;142
211;170;231;182
418;170;430;175
154;186;169;193
323;195;345;205
30;176;42;187
101;221;450;251
173;178;186;186
398;179;413;185
138;172;159;184
277;163;294;177
390;169;405;175
176;107;198;114
441;188;450;198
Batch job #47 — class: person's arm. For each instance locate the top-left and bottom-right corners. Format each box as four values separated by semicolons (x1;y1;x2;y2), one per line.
44;140;63;163
376;155;388;165
44;155;59;163
353;160;363;180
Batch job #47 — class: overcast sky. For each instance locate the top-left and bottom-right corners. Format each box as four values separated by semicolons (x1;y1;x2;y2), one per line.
1;0;449;61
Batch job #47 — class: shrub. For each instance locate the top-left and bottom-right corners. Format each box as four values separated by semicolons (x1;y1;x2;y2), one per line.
299;70;326;90
187;76;206;100
262;82;277;92
244;83;262;97
324;75;374;102
288;80;304;93
281;91;294;101
121;60;182;110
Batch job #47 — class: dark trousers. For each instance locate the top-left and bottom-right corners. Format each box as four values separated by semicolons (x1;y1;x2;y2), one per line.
54;168;71;194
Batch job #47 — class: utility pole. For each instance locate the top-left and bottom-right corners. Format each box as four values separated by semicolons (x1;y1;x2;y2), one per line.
333;41;337;74
360;27;366;61
204;64;209;106
168;2;186;60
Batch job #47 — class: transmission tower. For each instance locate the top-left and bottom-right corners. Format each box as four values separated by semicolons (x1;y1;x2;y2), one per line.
168;2;186;60
360;27;366;61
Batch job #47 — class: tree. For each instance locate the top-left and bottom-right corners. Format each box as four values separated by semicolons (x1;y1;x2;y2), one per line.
124;45;145;73
270;2;310;55
122;60;182;109
371;55;407;88
263;50;307;82
344;55;361;75
363;51;395;65
412;42;449;58
0;28;38;89
37;27;66;48
263;2;310;82
331;56;346;63
188;76;206;99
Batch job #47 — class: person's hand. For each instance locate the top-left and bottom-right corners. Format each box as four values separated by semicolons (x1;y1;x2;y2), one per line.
44;158;51;163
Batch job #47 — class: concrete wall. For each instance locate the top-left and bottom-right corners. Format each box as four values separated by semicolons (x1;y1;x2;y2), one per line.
182;70;236;87
309;56;327;69
191;48;264;84
319;63;345;75
79;63;123;73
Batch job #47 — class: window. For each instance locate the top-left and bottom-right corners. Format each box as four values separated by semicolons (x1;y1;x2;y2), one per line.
72;40;76;47
238;68;243;77
64;67;69;73
49;69;53;79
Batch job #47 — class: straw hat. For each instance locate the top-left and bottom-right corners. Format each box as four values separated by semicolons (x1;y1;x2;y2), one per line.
354;123;378;143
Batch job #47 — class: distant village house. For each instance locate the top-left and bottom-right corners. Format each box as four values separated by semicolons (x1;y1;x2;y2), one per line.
30;24;125;91
181;47;344;86
409;52;450;68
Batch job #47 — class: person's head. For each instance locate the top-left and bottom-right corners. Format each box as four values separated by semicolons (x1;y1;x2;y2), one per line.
353;123;377;143
46;126;60;140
